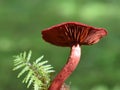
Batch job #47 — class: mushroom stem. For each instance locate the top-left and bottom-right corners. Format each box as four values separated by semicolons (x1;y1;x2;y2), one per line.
48;44;81;90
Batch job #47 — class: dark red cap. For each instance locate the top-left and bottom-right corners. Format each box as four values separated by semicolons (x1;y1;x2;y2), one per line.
42;22;107;47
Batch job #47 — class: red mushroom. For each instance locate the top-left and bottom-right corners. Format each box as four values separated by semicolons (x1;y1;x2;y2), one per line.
41;22;107;90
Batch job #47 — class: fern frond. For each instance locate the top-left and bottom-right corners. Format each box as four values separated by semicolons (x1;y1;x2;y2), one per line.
13;50;55;90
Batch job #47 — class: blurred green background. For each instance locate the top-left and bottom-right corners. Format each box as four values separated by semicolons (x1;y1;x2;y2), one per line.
0;0;120;90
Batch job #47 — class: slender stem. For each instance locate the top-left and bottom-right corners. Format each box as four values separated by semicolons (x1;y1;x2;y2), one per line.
48;44;81;90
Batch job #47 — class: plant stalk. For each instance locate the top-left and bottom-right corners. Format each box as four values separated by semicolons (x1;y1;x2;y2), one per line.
48;44;81;90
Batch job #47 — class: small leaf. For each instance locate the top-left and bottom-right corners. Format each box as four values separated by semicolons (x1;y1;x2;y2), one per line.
47;70;55;73
14;60;23;66
23;51;26;59
13;63;25;70
38;61;48;66
34;83;39;90
35;55;44;64
27;76;34;88
42;65;51;68
27;50;32;62
17;66;29;78
24;70;33;83
44;67;53;71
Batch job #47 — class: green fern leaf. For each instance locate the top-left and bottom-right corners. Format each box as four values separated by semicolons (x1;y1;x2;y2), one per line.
13;50;54;90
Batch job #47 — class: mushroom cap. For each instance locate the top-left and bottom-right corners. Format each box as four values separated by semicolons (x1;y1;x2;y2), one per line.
41;22;107;47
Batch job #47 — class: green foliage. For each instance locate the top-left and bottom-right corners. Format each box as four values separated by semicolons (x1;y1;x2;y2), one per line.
13;50;54;90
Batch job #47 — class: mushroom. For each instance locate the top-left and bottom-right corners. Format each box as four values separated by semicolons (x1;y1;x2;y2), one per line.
41;22;107;90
